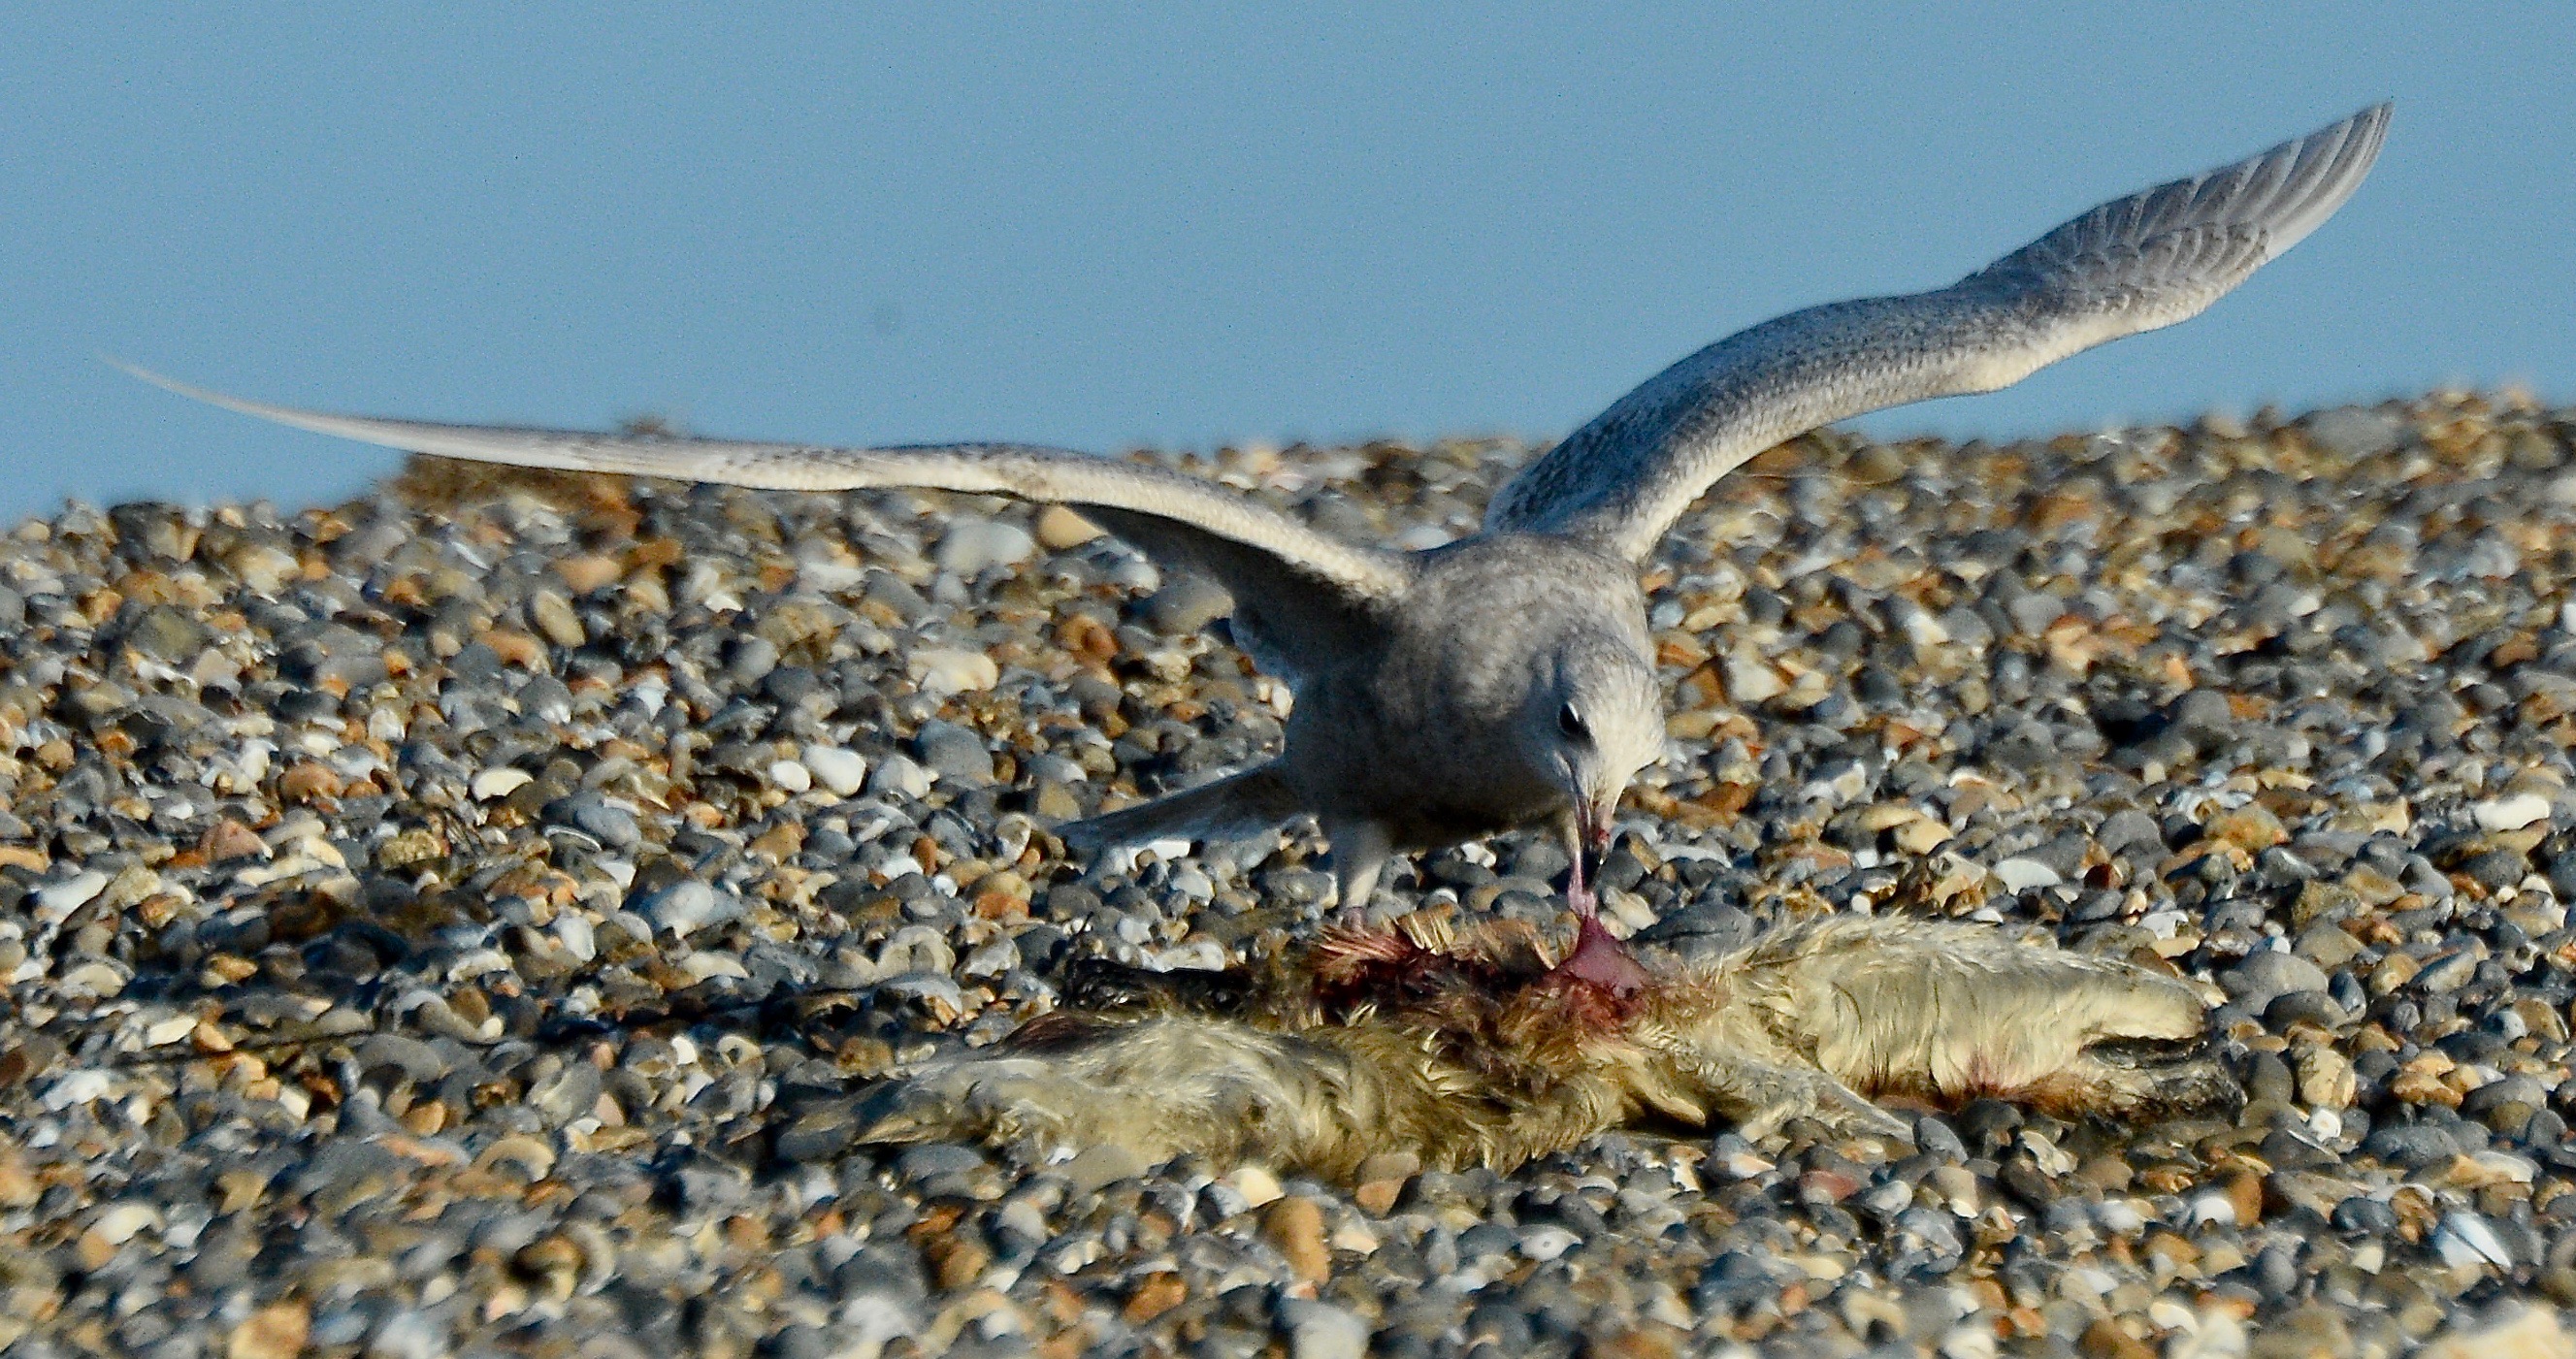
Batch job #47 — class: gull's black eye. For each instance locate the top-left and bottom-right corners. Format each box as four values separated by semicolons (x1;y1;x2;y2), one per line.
1558;702;1589;741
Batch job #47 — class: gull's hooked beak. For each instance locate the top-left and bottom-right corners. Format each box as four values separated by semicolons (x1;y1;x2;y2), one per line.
1566;795;1617;921
1554;792;1651;996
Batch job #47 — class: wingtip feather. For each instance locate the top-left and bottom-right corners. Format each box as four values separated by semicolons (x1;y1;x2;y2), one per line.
2250;102;2392;262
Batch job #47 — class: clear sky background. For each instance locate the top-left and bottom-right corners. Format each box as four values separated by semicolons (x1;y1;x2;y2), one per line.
5;5;2568;526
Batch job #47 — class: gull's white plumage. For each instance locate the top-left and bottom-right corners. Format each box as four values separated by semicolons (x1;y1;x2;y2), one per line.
123;105;2389;926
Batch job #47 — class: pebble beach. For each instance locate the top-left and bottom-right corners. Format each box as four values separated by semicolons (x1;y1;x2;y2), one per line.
8;393;2576;1358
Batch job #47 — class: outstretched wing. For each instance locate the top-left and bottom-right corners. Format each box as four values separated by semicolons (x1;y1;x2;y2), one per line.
1484;103;2391;562
120;364;1409;681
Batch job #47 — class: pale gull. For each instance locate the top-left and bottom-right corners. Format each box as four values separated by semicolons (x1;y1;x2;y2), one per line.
122;105;2389;989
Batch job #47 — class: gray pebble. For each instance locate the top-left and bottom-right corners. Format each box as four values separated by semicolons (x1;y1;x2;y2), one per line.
913;719;995;786
634;880;743;938
2362;1122;2462;1168
1143;577;1232;635
2220;950;2330;1017
895;1143;988;1182
2301;405;2406;459
867;753;933;799
544;789;643;852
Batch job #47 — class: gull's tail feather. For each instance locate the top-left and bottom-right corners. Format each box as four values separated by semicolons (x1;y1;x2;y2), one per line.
1058;761;1302;854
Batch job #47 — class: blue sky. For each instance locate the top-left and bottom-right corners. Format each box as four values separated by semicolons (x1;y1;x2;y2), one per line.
6;6;2569;525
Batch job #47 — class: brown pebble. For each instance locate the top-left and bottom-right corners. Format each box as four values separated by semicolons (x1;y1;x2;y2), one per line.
1262;1196;1330;1282
478;627;547;669
2072;1156;2134;1194
1035;505;1104;551
2223;1168;2264;1227
529;592;586;647
2143;1230;2199;1267
747;822;803;860
971;871;1031;920
929;1237;991;1291
2255;1306;2354;1359
2415;1304;2573;1359
552;553;625;595
1123;1271;1187;1324
276;761;344;802
2295;1046;2357;1108
2203;804;2288;851
1798;1167;1863;1204
515;1235;584;1300
1351;1150;1419;1215
226;1301;310;1359
74;1226;118;1272
2079;1316;2154;1359
214;1168;267;1213
1033;782;1084;822
201;955;259;987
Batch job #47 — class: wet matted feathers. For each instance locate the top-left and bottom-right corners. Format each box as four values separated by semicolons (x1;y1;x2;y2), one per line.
120;105;2389;920
851;916;2240;1181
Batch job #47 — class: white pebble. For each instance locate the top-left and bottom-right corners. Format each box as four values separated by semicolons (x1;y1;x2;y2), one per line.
1900;607;1951;646
552;913;597;963
1107;557;1160;593
680;953;751;983
637;881;741;939
767;759;813;793
1281;1301;1369;1359
1225;1165;1284;1209
797;556;867;593
32;870;109;922
87;1203;161;1246
935;521;1037;575
867;755;933;800
57;961;125;1000
228;543;300;595
2474;792;2553;832
908;647;1000;697
2434;1212;2513;1269
473;767;536;800
801;744;870;796
1723;655;1786;703
1518;1225;1581;1261
42;1069;114;1111
1988;857;2064;892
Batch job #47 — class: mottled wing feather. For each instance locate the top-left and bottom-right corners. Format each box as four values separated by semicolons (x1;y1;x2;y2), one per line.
1484;103;2390;562
120;364;1408;675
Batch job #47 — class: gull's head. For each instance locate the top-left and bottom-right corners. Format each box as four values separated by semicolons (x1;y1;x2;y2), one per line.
1524;630;1664;856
